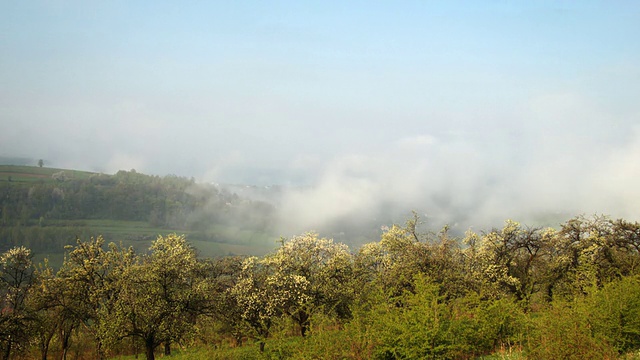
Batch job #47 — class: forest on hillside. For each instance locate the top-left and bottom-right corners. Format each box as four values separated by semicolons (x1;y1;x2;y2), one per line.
1;214;639;359
0;168;276;254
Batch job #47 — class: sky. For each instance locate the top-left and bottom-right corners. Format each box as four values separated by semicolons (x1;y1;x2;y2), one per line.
2;1;640;230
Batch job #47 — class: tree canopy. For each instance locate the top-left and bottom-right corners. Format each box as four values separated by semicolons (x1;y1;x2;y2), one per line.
1;214;640;359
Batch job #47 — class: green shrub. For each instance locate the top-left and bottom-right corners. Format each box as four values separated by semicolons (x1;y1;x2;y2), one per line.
527;302;617;360
587;275;640;354
362;275;526;360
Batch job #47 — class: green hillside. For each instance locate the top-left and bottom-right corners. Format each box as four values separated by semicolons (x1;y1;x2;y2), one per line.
0;164;96;183
0;165;278;261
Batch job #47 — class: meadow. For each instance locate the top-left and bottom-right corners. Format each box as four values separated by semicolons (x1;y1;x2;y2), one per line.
0;164;96;183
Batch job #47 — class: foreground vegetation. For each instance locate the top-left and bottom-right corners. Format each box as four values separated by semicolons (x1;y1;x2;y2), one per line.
1;213;640;359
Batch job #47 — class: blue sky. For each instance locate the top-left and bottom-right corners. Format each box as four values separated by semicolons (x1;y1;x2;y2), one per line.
2;1;640;227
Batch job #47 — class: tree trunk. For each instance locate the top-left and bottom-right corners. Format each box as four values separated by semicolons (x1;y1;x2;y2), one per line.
257;322;270;352
40;328;55;360
40;341;49;360
3;339;12;360
297;311;310;337
60;323;73;360
145;342;156;360
96;341;106;360
164;341;171;356
145;339;155;360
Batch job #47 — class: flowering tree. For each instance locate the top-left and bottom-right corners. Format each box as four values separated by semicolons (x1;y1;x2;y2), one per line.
355;223;431;300
103;234;207;360
26;260;61;360
264;232;354;336
56;237;133;360
230;256;309;351
463;220;564;302
0;246;34;360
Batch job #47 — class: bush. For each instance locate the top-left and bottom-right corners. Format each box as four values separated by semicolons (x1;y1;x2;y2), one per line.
588;275;640;354
527;302;617;360
528;275;640;359
363;276;526;360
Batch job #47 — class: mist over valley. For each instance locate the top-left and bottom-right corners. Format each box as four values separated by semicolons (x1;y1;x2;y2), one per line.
2;3;640;358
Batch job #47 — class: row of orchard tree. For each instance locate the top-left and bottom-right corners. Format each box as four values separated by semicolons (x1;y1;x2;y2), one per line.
1;214;640;359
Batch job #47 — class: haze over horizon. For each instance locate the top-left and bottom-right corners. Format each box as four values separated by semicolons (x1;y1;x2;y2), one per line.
2;1;640;230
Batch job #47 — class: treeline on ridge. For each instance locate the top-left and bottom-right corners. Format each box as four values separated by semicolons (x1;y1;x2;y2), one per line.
0;169;276;252
1;214;640;359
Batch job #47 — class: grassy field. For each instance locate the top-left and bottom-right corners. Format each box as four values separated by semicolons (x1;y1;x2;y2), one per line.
109;343;640;360
28;219;278;269
108;342;532;360
78;219;277;256
0;164;97;183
